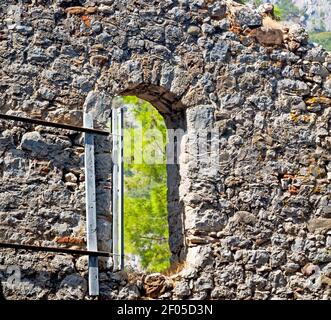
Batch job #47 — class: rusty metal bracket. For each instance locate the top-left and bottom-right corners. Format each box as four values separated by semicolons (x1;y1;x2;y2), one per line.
0;113;109;136
0;241;111;257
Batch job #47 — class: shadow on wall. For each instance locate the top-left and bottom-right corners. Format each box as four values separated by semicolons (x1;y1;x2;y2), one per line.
0;281;5;300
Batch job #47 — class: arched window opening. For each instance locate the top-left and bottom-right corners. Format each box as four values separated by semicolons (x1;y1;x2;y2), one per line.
111;87;187;273
122;96;170;272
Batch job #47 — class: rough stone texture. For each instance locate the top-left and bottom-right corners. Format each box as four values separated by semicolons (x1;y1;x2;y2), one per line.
0;0;330;300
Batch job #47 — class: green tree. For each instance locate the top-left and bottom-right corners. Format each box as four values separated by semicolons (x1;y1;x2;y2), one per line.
273;0;301;21
273;5;283;21
309;32;331;52
122;96;170;272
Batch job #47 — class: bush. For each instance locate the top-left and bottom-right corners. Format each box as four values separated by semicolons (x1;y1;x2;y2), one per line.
122;96;171;272
309;32;331;52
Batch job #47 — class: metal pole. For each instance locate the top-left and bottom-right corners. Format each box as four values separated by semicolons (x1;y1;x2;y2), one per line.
112;107;119;270
118;107;124;270
84;112;99;296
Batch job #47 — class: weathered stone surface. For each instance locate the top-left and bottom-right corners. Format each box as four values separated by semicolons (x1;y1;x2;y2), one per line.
173;280;191;298
0;0;330;301
252;27;284;46
56;274;87;300
20;132;48;156
186;246;213;269
194;273;214;291
227;211;257;227
234;7;262;28
187;25;201;36
143;273;169;299
277;79;310;96
118;285;140;300
308;218;331;233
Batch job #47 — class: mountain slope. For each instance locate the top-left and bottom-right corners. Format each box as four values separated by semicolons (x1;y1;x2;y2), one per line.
254;0;331;32
292;0;331;32
248;0;331;51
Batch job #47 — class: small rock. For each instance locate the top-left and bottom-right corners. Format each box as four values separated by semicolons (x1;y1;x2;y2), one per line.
252;27;283;46
179;267;198;279
65;172;78;183
234;7;262;28
201;23;215;34
98;5;113;14
56;274;87;300
194;273;213;291
288;40;301;52
302;263;320;276
207;41;229;62
277;79;310;96
65;6;97;15
308;218;331;233
173;280;191;298
209;2;226;19
284;262;300;274
21;132;48;156
257;3;274;15
187;25;201;36
75;256;88;272
118;285;140;300
90;55;108;66
186;246;213;269
305;46;327;62
143;273;167;298
313;249;331;263
51;255;74;273
228;211;257;226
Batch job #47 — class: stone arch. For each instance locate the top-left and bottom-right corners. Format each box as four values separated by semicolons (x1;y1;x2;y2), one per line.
118;84;188;264
84;83;189;265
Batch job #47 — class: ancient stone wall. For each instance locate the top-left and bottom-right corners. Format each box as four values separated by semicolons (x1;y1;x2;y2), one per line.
0;0;330;300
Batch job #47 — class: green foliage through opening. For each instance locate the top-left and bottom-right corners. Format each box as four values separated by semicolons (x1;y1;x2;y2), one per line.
122;96;171;272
